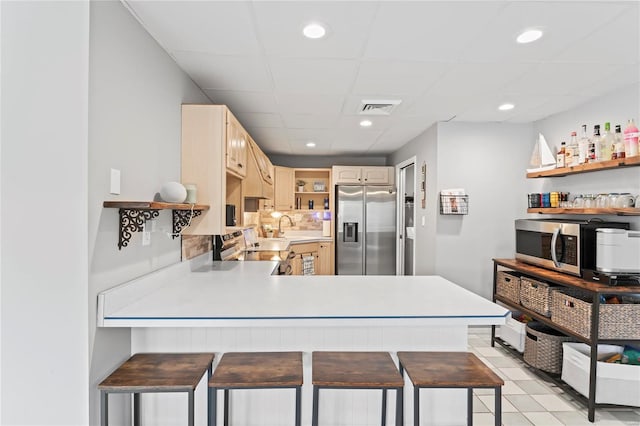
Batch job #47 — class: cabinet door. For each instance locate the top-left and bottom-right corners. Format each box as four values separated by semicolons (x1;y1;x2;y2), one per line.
291;255;303;275
317;242;334;275
226;112;247;178
362;167;393;184
332;166;362;184
274;166;295;210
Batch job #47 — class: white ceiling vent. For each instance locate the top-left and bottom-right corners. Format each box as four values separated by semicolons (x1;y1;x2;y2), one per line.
358;100;402;115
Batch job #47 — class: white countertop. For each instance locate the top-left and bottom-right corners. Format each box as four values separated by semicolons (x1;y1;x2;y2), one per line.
98;256;508;328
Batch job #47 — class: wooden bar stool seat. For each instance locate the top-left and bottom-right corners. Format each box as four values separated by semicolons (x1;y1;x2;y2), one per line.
98;352;214;426
397;352;504;426
208;352;303;426
312;351;404;426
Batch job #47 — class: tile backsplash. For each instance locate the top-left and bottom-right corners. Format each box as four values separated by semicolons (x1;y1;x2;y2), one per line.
258;210;329;235
181;235;212;260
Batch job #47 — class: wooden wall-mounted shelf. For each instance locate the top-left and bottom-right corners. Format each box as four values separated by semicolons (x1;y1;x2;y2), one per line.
103;201;209;249
526;156;640;178
527;207;640;216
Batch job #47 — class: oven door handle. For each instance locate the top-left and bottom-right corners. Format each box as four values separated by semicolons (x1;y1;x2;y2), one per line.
550;227;561;268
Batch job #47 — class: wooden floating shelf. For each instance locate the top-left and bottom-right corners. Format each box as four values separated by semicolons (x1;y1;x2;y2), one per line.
103;201;209;211
103;201;210;249
528;207;640;216
526;156;640;178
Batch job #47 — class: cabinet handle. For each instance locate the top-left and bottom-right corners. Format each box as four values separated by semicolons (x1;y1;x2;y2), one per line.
238;163;243;168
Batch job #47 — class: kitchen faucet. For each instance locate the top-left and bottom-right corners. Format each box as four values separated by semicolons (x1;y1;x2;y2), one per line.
278;215;295;236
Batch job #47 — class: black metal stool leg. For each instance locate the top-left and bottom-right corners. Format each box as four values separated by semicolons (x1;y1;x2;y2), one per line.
223;389;230;426
133;393;141;426
207;365;213;426
467;388;473;426
312;386;319;426
100;391;108;426
413;387;419;426
396;386;403;426
188;389;195;426
295;386;302;426
382;389;387;426
494;387;501;426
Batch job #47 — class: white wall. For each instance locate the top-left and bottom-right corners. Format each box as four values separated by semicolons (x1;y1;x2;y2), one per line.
1;2;89;424
88;2;210;425
435;122;532;298
531;82;640;230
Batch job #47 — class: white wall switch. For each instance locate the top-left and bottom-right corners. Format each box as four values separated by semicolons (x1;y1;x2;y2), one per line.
421;215;425;226
110;168;121;194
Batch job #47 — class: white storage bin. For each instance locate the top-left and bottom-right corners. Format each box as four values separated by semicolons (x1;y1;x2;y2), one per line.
562;342;640;407
496;309;527;353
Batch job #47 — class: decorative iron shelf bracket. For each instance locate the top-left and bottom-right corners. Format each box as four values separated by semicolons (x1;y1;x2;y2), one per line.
172;209;203;239
103;201;209;249
118;208;160;250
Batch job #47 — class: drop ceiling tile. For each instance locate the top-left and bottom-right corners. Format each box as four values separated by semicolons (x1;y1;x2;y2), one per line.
252;1;378;58
352;60;451;96
330;128;384;152
247;127;291;154
504;63;626;96
234;112;284;129
336;114;392;131
126;1;260;55
276;93;345;114
173;52;272;91
204;90;279;113
554;6;639;64
364;1;505;62
426;63;532;97
458;1;629;63
282;113;339;129
405;93;482;121
286;128;336;147
268;57;359;94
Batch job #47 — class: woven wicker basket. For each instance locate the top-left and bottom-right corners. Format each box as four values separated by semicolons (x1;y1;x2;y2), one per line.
524;322;573;374
496;271;522;304
551;288;640;340
520;277;554;317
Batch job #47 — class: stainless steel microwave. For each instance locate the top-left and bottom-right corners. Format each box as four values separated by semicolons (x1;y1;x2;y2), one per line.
515;219;629;276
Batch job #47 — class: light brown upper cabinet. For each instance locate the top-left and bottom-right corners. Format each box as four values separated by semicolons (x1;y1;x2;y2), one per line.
181;104;247;234
225;110;248;178
274;166;295;210
332;166;394;185
242;137;274;200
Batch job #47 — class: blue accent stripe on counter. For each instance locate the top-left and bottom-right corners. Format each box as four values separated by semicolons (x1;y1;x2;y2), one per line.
105;312;510;321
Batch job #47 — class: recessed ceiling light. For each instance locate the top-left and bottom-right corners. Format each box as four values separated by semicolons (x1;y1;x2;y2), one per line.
303;23;326;39
516;29;543;44
498;103;515;111
306;141;316;148
360;119;373;127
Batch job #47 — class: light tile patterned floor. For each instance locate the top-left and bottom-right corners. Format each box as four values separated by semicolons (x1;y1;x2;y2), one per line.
468;327;640;425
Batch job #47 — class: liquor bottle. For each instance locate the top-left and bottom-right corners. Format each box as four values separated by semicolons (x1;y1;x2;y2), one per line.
601;122;614;161
588;125;599;162
567;131;579;166
556;141;566;168
614;124;625;159
624;118;639;157
578;124;590;163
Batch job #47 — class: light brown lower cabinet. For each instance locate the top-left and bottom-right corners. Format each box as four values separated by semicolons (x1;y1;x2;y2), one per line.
289;241;334;275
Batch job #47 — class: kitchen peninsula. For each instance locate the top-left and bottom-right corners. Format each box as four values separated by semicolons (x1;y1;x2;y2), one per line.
98;255;507;425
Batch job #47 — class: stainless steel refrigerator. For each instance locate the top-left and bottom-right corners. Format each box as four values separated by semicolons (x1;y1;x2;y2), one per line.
335;185;396;275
